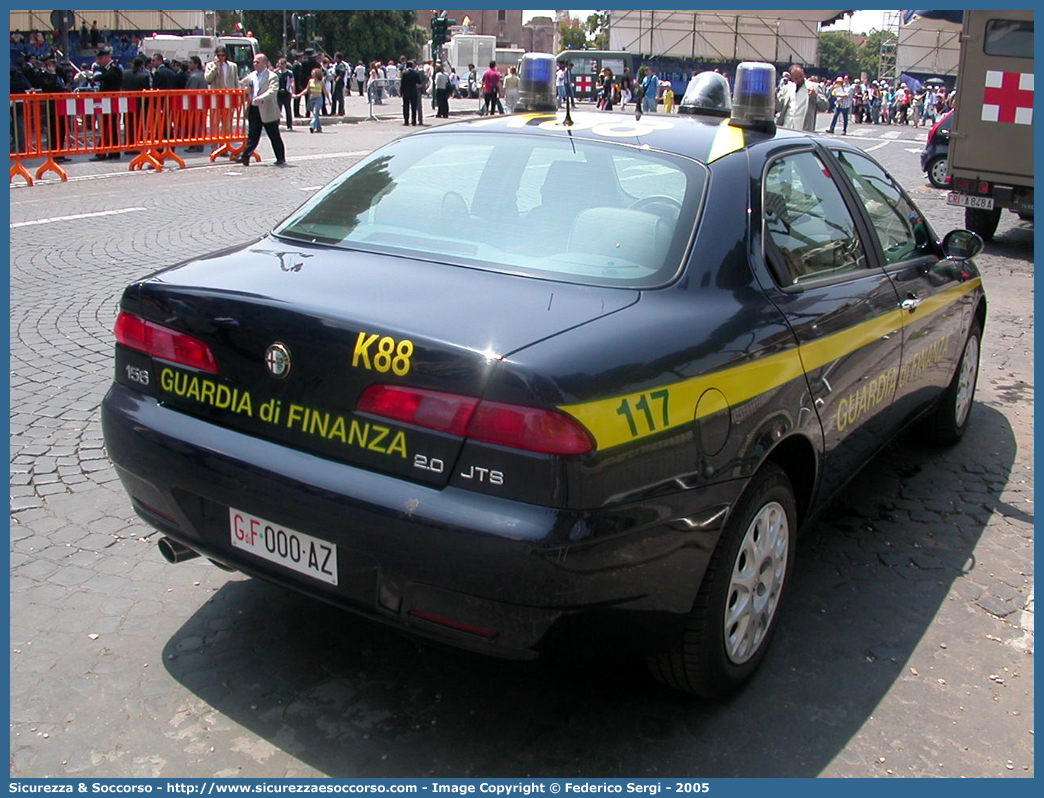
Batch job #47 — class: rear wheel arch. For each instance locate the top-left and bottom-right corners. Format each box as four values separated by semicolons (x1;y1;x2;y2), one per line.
761;434;817;529
974;297;987;333
647;461;797;698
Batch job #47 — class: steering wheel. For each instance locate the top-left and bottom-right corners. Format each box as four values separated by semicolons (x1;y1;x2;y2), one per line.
629;195;683;219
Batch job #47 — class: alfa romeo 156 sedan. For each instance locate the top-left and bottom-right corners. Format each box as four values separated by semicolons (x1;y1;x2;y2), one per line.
102;66;986;698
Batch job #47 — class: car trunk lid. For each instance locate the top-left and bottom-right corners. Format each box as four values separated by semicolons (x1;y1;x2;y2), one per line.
124;239;638;487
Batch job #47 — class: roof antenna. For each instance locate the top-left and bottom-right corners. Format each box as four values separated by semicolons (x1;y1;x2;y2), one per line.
559;59;574;127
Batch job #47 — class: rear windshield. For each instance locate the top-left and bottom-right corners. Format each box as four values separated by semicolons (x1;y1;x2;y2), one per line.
273;131;707;288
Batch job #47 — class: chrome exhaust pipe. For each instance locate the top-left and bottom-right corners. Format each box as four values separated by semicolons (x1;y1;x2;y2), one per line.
157;536;201;564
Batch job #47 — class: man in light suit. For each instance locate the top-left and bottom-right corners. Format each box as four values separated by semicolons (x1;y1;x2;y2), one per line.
239;53;286;166
775;64;826;132
204;45;238;89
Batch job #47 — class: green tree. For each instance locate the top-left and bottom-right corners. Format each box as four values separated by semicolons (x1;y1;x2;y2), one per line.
237;10;425;63
239;10;282;58
559;18;589;51
858;29;898;82
215;10;241;37
818;31;861;79
585;11;610;50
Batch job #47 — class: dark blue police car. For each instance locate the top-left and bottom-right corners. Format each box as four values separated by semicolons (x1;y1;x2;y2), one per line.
102;63;987;698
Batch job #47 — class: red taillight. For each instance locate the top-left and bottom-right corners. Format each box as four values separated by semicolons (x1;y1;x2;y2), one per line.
466;399;593;455
359;385;594;455
358;384;478;436
114;311;218;373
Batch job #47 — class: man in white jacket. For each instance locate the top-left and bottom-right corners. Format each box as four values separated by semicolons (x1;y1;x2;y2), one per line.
776;65;826;131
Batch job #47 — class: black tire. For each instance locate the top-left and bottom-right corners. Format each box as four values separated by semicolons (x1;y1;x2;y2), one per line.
965;207;1002;242
926;155;950;189
918;321;982;445
647;464;796;699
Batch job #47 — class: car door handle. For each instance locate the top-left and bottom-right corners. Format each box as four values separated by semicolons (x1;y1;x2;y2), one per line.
900;295;923;312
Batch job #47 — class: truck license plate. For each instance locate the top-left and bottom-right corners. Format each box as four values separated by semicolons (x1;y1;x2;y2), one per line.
229;507;338;585
947;192;994;210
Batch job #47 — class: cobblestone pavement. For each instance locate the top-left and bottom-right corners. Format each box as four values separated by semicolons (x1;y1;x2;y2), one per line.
9;109;1033;778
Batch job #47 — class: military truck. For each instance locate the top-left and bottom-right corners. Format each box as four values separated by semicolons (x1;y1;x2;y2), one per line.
945;9;1034;240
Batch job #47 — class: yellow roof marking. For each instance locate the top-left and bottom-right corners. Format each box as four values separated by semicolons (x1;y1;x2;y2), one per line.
706;120;747;163
559;277;981;451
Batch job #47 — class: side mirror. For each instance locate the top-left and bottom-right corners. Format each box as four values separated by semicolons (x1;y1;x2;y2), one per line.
941;229;984;261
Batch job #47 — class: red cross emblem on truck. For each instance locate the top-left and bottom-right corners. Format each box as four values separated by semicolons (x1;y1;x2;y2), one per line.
575;75;593;93
981;70;1034;125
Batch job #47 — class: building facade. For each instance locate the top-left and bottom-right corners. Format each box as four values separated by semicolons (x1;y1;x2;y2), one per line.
415;9;524;49
522;16;556;54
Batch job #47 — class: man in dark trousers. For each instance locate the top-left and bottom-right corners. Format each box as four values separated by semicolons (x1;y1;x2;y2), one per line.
291;52;309;119
433;65;451;118
171;60;188;89
91;47;123;159
301;48;320;80
399;60;423;126
238;53;286;167
11;55;33;153
122;56;151;90
275;56;295;131
481;60;503;115
29;55;70;161
149;54;176;141
331;52;347;116
150;54;175;89
121;56;152;148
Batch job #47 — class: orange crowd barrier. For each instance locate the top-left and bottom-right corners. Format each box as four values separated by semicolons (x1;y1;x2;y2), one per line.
10;89;255;186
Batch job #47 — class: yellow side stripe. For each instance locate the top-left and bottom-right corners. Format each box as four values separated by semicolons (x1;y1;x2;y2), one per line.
559;277;981;452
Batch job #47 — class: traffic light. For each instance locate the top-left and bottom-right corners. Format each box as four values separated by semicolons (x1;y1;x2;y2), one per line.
431;16;447;49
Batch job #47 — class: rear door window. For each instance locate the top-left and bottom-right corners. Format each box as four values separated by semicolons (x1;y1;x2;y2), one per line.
830;149;935;265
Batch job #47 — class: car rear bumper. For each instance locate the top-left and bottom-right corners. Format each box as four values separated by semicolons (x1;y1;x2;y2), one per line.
102;383;744;661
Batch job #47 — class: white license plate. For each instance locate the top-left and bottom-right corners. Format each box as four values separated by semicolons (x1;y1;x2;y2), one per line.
947;192;994;210
229;507;338;585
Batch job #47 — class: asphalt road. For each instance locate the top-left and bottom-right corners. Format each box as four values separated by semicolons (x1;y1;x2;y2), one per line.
9;100;1034;778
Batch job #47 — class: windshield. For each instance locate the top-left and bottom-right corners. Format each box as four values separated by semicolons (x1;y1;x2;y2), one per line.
225;43;254;78
273;132;707;288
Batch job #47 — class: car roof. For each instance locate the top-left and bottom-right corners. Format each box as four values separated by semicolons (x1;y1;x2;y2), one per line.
420;110;814;165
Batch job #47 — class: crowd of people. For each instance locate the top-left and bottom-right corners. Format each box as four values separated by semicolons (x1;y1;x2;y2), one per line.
13;25;171;70
9;44;523;162
10;44;264;159
771;65;959;134
775;67;956;134
822;73;955;132
576;60;959;131
571;63;701;115
276;54;531;118
12;37;963;169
